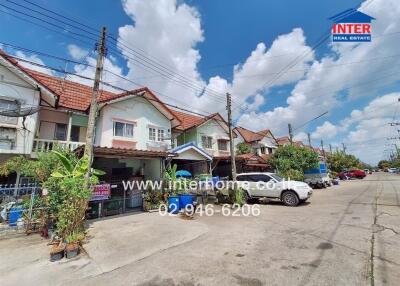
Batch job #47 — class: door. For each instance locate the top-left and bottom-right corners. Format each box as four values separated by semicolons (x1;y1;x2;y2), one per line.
39;121;55;140
249;174;274;197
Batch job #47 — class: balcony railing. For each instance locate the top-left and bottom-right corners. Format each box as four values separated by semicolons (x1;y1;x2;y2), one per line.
146;140;170;151
32;138;85;153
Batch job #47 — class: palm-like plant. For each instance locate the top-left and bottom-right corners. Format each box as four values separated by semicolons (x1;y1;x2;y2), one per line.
50;151;105;178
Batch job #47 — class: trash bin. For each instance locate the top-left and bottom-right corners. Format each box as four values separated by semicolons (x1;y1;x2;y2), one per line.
9;207;24;227
168;196;180;214
178;194;194;210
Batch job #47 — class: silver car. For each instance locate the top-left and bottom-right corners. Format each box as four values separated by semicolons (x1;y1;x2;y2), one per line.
236;172;313;206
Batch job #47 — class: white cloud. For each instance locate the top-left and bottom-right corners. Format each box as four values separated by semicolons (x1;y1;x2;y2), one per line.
311;121;338;140
293;131;308;142
237;0;400;136
67;44;88;60
15;51;54;75
311;93;400;164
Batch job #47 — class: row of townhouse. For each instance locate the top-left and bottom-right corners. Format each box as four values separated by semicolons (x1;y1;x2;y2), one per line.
4;49;325;199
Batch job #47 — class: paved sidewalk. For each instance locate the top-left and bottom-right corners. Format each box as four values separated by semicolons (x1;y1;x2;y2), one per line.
1;173;399;286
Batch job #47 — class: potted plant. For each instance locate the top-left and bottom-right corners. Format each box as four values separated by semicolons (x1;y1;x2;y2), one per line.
65;231;84;259
164;164;180;214
143;186;162;212
50;242;65;262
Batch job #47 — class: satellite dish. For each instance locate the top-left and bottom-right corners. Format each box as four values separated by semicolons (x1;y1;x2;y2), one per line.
0;105;40;131
0;106;40;117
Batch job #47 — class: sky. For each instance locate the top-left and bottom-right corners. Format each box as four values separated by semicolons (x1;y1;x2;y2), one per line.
0;0;399;165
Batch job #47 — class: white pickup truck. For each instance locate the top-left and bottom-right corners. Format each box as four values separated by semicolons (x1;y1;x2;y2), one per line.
236;172;313;206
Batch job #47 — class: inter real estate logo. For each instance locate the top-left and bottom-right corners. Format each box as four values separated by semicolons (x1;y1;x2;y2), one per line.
329;8;375;42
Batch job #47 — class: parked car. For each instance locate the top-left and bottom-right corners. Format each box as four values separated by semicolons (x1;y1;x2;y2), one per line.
338;169;366;180
236;172;313;207
388;168;398;173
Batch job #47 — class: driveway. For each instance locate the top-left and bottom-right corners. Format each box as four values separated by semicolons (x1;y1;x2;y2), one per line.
0;173;399;286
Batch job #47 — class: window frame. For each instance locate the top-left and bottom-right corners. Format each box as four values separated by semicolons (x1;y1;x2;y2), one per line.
148;127;156;141
201;135;213;149
54;123;67;141
113;121;134;139
217;139;228;151
157;129;165;142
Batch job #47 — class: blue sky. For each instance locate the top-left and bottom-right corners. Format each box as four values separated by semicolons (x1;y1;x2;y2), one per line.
0;0;399;164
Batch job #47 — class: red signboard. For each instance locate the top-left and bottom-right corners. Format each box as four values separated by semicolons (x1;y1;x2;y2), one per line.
91;184;111;201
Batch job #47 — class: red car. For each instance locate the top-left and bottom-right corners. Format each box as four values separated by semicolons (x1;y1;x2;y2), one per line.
338;169;366;180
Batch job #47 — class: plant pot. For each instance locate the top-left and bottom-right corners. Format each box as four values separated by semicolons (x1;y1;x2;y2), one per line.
66;243;79;259
50;245;65;262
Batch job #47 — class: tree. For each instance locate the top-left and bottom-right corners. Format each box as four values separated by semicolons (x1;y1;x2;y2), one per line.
378;160;391;170
45;151;104;240
0;150;74;183
269;145;319;180
327;151;361;173
236;142;253;155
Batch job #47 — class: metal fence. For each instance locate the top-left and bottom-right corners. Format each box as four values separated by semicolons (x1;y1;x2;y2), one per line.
0;184;42;237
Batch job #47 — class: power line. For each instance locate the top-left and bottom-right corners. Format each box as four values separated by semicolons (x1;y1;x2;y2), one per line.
6;0;99;38
0;3;98;42
0;9;95;49
3;1;229;105
0;42;219;116
1;54;226;123
292;111;329;132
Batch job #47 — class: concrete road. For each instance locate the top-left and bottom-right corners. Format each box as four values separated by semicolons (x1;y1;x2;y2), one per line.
0;172;399;286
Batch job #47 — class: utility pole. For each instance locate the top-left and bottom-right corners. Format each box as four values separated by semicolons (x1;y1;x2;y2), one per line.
342;143;347;154
329;144;332;153
226;93;237;180
321;139;326;162
288;123;293;145
307;133;312;148
84;27;107;186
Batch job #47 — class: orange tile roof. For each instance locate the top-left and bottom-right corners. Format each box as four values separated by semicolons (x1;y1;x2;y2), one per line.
234;126;275;143
276;136;290;145
0;50;176;114
172;110;220;131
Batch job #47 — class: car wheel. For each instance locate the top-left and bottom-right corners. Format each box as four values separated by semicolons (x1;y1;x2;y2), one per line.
281;191;300;207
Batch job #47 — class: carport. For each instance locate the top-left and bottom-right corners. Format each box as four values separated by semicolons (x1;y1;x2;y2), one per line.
169;142;212;177
75;146;174;218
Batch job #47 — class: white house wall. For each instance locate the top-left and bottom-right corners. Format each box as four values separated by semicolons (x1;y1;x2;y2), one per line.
197;119;230;156
38;109;69;140
0;65;40;156
95;96;172;150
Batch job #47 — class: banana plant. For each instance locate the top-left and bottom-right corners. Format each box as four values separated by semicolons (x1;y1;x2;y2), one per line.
50;151;105;178
164;163;177;182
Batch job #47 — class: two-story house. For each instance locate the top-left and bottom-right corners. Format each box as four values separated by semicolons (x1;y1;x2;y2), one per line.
170;110;232;177
234;126;278;159
0;50;180;190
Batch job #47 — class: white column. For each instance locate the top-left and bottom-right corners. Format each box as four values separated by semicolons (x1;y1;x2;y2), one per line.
66;113;72;145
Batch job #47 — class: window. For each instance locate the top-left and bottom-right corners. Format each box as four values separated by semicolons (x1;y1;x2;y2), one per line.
70;125;80;142
157;129;165;141
54;123;67;140
0;127;16;149
218;139;228;151
113;121;134;138
268;147;273;154
237;174;271;183
0;98;19;125
149;127;156;141
201;136;212;149
148;128;165;142
260;146;266;154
